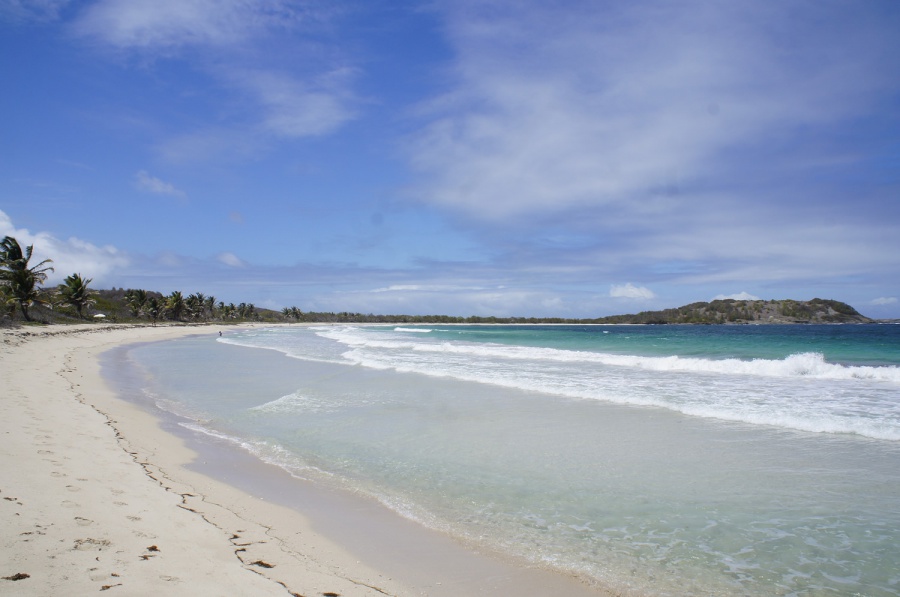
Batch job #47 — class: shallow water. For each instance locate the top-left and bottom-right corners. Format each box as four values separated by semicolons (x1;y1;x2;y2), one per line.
114;324;900;596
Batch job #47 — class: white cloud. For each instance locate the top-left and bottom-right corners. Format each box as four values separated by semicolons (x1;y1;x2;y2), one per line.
367;284;488;294
217;252;244;268
235;68;357;138
0;209;129;284
73;0;355;154
409;2;898;219
370;284;425;293
610;283;656;300
135;170;186;197
713;291;761;301
0;0;71;22
72;0;315;49
872;297;898;305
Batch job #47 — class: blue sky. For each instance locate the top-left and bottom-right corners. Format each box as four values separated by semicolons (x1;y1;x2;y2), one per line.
2;0;899;318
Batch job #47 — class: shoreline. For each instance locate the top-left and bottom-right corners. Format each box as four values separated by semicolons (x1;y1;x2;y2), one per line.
1;323;612;596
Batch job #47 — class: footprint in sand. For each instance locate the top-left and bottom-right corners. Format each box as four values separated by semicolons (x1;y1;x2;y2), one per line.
50;471;66;478
66;485;81;492
74;538;111;551
75;517;93;526
61;500;79;509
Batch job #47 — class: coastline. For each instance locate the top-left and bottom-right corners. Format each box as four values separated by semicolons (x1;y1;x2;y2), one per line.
1;323;611;596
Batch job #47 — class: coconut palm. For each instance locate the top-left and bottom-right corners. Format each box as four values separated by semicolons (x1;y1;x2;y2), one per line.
0;236;54;321
1;283;16;320
237;302;256;320
186;293;203;320
194;292;207;319
57;273;96;319
166;291;186;321
125;289;148;318
205;295;217;320
146;297;162;323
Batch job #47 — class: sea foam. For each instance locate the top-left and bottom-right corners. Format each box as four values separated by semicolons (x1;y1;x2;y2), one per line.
316;327;900;383
314;326;900;441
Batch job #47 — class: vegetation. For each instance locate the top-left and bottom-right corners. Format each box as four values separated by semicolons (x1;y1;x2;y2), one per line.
0;236;55;321
57;273;96;319
0;235;258;326
591;298;872;324
0;234;875;327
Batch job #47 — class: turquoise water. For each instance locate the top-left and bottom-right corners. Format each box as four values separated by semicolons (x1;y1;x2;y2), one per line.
422;324;900;365
113;324;900;596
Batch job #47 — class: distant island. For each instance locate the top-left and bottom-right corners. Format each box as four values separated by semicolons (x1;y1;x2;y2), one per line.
589;298;872;325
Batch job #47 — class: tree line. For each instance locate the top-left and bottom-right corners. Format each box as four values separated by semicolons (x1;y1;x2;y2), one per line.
0;235;260;324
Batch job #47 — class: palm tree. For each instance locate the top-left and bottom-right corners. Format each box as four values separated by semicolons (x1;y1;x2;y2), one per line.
125;289;148;318
57;273;96;319
146;297;162;324
205;295;217;320
166;291;186;321
188;292;207;320
237;302;256;320
186;293;203;320
1;283;17;320
0;236;54;321
196;292;208;319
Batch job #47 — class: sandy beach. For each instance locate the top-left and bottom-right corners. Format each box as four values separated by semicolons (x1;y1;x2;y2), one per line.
0;324;608;597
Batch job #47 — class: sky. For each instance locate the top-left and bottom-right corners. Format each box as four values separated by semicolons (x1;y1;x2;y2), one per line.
2;0;899;318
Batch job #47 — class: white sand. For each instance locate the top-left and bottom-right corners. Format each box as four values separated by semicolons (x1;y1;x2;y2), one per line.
0;324;611;596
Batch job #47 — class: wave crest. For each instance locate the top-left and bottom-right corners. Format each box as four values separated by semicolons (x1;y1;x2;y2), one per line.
317;328;900;383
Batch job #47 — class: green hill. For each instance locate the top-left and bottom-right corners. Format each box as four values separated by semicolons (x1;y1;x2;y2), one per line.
595;298;872;325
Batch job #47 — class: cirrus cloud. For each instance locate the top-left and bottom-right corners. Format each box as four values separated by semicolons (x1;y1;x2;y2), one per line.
71;0;320;50
72;0;357;159
135;170;186;198
217;252;245;268
411;2;898;220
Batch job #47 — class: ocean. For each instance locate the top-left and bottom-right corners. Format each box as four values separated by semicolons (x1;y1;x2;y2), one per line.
107;324;900;596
